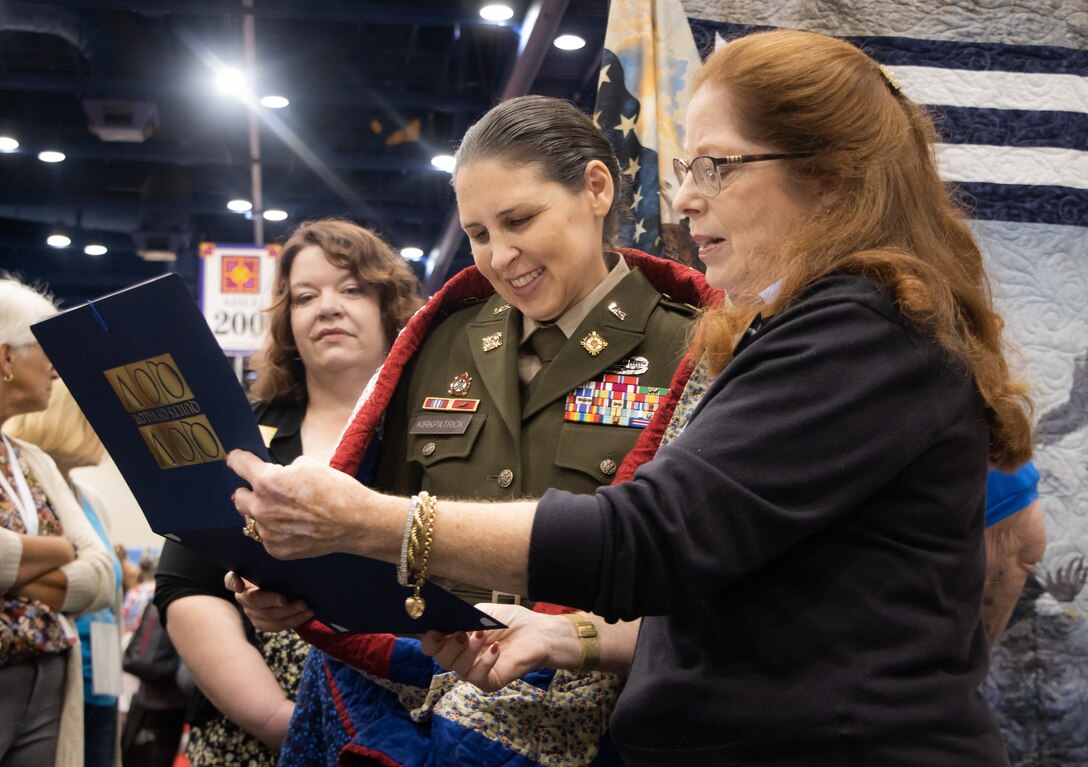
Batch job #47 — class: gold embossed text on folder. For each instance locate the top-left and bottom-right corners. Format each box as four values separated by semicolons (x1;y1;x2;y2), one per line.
104;353;225;469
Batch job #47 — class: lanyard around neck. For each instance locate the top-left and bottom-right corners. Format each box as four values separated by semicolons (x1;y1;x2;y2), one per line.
0;435;39;535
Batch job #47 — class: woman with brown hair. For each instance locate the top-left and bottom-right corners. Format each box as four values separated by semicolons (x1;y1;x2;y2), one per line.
153;219;421;766
230;95;714;767
231;27;1033;765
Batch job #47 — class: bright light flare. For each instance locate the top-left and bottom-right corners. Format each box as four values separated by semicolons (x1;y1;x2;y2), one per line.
215;67;248;95
263;209;288;221
553;34;586;50
227;199;253;212
479;4;514;22
84;244;108;256
47;233;71;248
400;247;424;261
38;150;66;163
431;154;456;173
260;95;289;109
0;136;18;152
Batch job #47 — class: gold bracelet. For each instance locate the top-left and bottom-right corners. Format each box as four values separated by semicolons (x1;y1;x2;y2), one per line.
563;613;600;672
404;491;437;619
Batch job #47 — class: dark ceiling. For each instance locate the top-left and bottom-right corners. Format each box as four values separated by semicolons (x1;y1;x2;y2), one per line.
0;0;610;307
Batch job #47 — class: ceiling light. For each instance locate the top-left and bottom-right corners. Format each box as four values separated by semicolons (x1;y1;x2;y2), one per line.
430;154;456;173
215;67;248;95
479;4;514;22
227;199;253;213
260;95;290;109
0;136;18;152
400;246;424;261
38;150;66;163
553;34;586;50
47;233;71;248
84;244;108;256
263;209;288;221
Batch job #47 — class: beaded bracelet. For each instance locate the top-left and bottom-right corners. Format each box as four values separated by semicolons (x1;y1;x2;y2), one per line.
397;496;420;587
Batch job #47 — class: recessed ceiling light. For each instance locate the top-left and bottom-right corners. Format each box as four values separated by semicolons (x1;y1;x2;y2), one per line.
431;154;456;173
38;150;66;163
260;95;289;109
553;34;586;50
0;136;18;152
479;4;514;22
227;199;253;212
84;244;108;256
400;247;424;261
215;67;248;95
47;233;71;248
263;209;288;221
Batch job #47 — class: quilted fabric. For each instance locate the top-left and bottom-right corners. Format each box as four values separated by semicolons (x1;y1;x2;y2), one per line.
683;4;1088;764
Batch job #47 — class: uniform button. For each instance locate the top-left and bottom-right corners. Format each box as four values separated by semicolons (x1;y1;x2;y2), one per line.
600;458;617;476
498;469;514;488
422;442;436;456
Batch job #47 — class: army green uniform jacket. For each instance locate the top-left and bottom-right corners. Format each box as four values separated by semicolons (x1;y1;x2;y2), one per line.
375;265;693;502
292;250;721;767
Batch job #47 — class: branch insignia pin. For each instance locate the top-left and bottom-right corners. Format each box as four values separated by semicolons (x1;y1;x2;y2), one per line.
580;331;608;356
482;332;503;352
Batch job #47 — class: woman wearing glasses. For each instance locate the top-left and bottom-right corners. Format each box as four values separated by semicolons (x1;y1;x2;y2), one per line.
231;29;1031;764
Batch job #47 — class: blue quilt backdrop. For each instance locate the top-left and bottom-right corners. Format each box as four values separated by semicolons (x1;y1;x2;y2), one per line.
599;1;1088;763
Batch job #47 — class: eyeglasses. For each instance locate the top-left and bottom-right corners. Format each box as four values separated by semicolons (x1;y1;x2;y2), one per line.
672;152;815;197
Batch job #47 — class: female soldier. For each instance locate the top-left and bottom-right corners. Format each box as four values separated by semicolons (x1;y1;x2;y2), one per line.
233;96;717;766
232;31;1032;765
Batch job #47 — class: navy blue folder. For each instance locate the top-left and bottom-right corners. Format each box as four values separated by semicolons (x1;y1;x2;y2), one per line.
32;273;502;634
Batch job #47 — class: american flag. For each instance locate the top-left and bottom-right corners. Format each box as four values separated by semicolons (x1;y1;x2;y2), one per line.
593;0;701;257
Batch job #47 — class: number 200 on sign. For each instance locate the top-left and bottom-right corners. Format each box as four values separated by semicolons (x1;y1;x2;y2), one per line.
212;311;264;336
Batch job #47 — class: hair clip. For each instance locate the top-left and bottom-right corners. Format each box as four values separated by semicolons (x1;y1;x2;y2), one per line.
878;64;903;94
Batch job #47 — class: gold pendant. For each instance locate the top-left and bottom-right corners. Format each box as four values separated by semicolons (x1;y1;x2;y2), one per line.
405;594;426;619
580;331;608;356
482;332;503;352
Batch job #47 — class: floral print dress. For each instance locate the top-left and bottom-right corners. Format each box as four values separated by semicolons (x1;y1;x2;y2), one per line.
0;442;74;667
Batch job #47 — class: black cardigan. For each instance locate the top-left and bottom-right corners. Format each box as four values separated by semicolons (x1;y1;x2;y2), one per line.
530;275;1006;765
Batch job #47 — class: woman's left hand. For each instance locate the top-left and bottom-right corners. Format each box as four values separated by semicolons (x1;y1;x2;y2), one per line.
421;604;580;692
228;449;369;560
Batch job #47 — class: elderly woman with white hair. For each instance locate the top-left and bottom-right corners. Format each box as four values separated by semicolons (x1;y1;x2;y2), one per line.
0;274;115;767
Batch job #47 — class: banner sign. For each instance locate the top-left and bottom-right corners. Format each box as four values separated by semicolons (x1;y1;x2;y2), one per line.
198;242;281;354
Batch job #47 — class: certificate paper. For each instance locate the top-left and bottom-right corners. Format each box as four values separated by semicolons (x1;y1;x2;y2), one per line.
34;274;501;634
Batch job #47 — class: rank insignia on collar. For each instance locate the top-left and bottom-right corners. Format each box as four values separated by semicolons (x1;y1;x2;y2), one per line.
493;304;511;314
607;302;627;321
482;332;503;352
580;331;608;356
448;371;472;395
